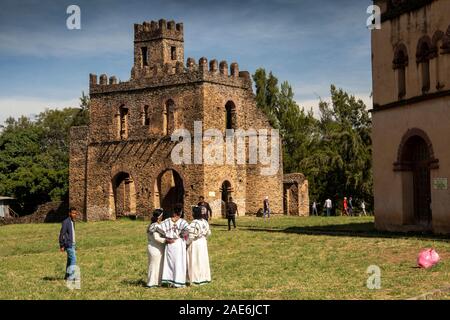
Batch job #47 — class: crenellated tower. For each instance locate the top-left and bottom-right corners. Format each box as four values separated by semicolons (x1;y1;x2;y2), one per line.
132;19;184;79
70;19;295;223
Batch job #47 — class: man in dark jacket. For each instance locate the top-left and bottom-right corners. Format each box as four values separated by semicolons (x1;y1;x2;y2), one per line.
198;196;212;221
348;196;354;216
226;197;238;231
59;207;78;280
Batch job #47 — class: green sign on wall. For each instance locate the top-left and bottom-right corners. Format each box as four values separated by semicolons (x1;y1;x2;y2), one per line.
433;178;448;190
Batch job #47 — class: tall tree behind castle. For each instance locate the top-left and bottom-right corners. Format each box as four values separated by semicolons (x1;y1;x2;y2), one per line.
0;93;90;213
253;69;373;210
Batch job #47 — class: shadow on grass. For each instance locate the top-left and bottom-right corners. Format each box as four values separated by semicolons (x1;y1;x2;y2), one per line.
121;279;147;287
42;276;61;281
210;222;450;242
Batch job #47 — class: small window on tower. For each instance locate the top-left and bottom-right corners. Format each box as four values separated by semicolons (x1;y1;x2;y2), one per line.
119;106;129;140
141;47;148;66
171;46;176;60
143;105;150;126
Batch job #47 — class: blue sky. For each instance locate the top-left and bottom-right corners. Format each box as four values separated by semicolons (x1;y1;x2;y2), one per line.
0;0;373;123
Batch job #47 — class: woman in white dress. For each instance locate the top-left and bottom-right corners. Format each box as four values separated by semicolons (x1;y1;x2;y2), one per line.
157;205;189;288
146;209;166;288
187;206;211;285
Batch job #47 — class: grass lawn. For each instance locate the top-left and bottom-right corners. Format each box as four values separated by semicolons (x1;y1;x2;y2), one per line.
0;216;449;300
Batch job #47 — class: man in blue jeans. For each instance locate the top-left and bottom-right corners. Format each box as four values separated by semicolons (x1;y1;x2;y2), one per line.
59;207;78;280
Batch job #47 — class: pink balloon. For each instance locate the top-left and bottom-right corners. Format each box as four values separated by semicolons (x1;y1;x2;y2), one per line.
417;249;440;269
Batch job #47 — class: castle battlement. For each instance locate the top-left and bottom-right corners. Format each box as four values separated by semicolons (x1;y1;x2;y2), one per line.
134;19;183;42
90;57;252;95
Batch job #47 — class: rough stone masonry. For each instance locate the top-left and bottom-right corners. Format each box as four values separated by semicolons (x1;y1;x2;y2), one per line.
69;19;308;221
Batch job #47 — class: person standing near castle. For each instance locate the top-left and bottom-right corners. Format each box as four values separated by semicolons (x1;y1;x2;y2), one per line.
226;197;238;231
146;209;166;288
312;201;318;216
158;205;189;288
186;206;211;285
343;197;349;216
263;196;271;219
59;207;78;281
324;198;332;217
197;196;212;221
348;196;353;216
361;200;367;216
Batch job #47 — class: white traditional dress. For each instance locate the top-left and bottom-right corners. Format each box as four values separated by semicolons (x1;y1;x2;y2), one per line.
187;219;211;285
157;218;189;287
146;222;166;287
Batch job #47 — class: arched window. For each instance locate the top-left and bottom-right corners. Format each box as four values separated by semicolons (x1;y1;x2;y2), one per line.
442;26;450;54
417;36;432;94
119;105;129;140
225;101;236;130
164;99;175;135
141;47;148;67
432;31;445;90
171;46;177;60
393;43;408;99
142;105;150;126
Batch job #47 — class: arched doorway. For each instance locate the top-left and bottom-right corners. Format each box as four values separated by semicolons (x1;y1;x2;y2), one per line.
154;169;184;214
111;172;136;217
220;181;232;217
283;182;299;215
400;135;432;224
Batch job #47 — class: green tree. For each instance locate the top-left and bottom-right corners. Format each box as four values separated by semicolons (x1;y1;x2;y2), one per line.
253;68;279;127
0;93;90;214
72;91;90;126
253;69;373;212
301;85;373;211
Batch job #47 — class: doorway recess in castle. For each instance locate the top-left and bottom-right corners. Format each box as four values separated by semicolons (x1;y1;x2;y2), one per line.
154;169;184;214
111;172;137;218
400;135;432;226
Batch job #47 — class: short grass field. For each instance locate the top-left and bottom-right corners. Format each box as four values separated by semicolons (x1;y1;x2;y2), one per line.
1;216;450;300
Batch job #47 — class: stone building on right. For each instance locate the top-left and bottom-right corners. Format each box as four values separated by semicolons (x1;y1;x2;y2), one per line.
371;0;450;233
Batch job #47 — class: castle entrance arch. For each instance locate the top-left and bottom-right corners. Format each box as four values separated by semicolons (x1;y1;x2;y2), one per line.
395;129;437;227
111;172;136;217
154;169;184;214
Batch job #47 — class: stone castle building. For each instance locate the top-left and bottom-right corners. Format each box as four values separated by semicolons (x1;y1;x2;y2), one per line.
372;0;450;233
69;19;308;220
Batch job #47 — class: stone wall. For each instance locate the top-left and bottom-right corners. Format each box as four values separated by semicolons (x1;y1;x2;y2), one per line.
0;201;69;225
69;126;88;220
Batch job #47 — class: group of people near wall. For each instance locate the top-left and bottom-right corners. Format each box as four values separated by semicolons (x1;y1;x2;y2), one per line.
146;204;212;288
311;197;367;216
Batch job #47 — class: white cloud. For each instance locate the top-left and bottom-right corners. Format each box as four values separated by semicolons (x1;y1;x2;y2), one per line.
0;97;79;124
297;93;373;119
